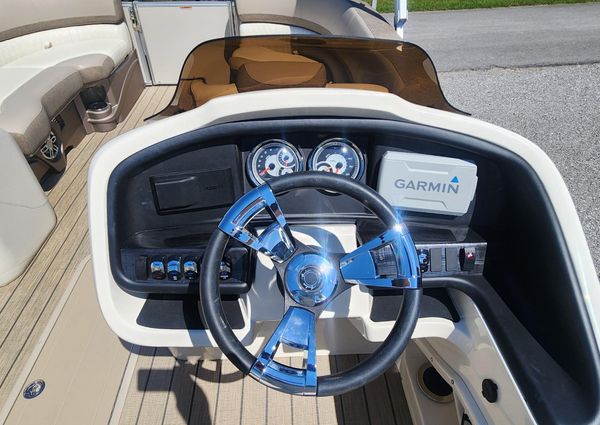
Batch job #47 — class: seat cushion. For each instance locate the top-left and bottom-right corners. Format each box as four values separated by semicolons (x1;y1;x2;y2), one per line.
4;38;129;74
0;23;131;67
190;81;239;107
0;67;83;155
326;83;389;93
229;46;316;70
0;68;43;104
57;54;116;83
236;61;327;92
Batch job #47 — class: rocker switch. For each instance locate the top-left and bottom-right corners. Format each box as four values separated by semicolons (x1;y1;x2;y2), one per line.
445;247;460;272
135;256;148;280
429;248;443;272
460;247;477;272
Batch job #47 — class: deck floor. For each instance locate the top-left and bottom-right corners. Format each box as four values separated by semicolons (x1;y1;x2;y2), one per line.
0;86;173;404
120;350;412;425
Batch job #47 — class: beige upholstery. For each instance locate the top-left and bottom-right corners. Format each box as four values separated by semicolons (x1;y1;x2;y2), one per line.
190;81;239;107
180;41;231;85
229;45;316;70
0;68;82;155
0;23;133;156
0;23;131;67
0;0;123;42
237;61;327;92
239;22;317;36
177;42;393;114
326;82;389;93
0;130;56;285
57;54;116;83
235;0;397;39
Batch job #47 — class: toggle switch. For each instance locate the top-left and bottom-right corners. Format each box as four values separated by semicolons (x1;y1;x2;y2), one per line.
417;249;430;273
219;258;232;280
183;257;199;280
150;257;166;280
167;257;182;281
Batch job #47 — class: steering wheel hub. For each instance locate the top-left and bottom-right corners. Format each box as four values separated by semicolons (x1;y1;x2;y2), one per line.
299;266;322;290
286;253;337;307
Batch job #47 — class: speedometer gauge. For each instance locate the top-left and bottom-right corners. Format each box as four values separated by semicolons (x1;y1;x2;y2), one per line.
308;138;364;180
247;139;303;186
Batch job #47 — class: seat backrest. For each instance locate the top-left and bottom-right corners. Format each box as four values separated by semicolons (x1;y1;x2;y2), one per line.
0;0;123;42
235;0;375;37
0;0;125;67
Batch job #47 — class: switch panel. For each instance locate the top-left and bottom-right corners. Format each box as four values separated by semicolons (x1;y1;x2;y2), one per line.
120;246;253;295
415;242;486;276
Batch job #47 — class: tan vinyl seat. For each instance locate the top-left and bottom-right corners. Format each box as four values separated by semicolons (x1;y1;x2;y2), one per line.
187;46;388;108
190;81;239;107
236;61;327;92
326;82;389;93
229;45;316;70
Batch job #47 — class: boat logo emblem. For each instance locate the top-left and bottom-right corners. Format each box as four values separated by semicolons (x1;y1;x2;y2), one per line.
23;379;45;399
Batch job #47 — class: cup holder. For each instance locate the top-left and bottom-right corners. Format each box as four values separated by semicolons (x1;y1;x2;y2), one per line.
86;101;112;120
88;101;109;112
417;363;454;403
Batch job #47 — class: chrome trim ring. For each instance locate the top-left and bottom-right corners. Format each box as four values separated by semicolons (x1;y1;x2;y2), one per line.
307;137;365;180
246;139;304;186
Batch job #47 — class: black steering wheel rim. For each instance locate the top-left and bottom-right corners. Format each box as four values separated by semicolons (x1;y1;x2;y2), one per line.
200;172;422;396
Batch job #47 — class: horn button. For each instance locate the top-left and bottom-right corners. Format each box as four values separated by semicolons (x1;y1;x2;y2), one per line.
285;253;338;307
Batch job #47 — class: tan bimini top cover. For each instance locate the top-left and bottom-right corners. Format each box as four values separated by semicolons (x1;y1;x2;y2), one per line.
154;35;460;118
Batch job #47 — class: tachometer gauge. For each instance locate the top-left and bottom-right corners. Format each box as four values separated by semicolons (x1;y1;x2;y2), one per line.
247;139;303;186
308;138;364;180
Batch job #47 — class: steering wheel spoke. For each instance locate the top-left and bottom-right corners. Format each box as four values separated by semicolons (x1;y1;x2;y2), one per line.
218;185;296;263
250;306;317;395
339;224;420;289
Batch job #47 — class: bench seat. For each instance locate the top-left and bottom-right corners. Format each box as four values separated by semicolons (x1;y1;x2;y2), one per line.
0;23;132;156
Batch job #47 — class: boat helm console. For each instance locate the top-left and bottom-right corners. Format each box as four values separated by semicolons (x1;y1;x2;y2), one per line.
88;35;600;425
0;0;597;423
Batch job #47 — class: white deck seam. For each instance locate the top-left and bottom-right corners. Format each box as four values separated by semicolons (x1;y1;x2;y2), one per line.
108;344;141;425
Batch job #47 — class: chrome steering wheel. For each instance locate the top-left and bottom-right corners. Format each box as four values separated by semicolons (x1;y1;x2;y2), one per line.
200;172;422;396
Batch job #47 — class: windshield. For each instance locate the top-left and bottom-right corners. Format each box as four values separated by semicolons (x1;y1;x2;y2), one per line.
155;35;460;117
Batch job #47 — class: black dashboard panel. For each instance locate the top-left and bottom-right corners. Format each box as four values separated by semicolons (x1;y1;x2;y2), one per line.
108;119;490;297
107;117;505;298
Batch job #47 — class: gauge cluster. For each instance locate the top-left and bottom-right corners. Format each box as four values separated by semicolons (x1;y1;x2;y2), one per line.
246;137;365;186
